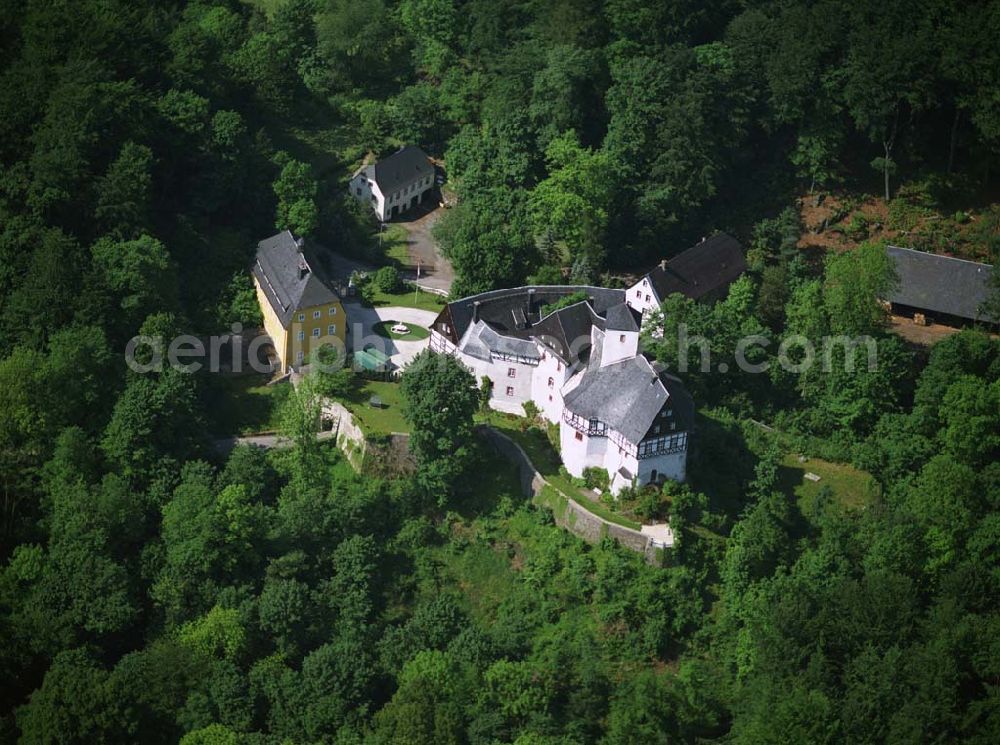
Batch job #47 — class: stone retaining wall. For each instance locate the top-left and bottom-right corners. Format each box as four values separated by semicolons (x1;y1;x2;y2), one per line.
324;400;367;469
478;426;666;565
323;400;415;474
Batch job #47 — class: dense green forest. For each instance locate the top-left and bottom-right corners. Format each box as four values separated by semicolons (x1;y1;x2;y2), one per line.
1;0;999;742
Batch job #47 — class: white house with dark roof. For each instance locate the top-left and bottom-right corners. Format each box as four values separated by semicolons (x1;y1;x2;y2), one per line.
430;286;694;493
349;145;435;221
627;232;748;316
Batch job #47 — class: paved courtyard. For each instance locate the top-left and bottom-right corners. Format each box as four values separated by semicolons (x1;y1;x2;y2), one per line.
345;303;437;369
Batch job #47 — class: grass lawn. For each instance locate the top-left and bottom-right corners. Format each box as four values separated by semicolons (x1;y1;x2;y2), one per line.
482;412;642;530
337;379;410;435
366;283;448;313
373;320;430;341
207;373;290;436
778;453;878;514
379;224;411;268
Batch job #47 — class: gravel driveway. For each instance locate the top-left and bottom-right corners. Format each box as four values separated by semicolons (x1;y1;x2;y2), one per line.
392;201;453;294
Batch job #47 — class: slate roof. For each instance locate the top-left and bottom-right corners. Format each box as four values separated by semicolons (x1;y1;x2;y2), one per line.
604;302;641;332
531;301;605;365
886;246;997;322
563;348;691;444
253;231;340;327
462;321;540;362
645;233;747;302
361;145;433;195
434;285;626;345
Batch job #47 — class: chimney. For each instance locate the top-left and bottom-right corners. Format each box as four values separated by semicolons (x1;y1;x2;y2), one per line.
473;300;481;323
659;259;667;271
527;288;536;318
298;255;310;281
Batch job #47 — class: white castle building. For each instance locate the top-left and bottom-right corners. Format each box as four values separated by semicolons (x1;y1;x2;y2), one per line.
429;286;692;493
428;233;746;494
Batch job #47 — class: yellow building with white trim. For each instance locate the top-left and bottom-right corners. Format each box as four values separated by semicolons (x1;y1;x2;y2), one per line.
253;231;346;373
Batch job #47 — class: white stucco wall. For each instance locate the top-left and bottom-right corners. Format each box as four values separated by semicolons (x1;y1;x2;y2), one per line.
487;356;535;412
601;329;639;367
380;176;434;219
560;422;591;476
626;277;660;316
532;349;571;424
636;449;686;484
560;421;611;477
349;174;387;220
601;440;639;486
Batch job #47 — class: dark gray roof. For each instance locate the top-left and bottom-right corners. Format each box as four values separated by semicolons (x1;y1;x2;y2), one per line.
434;285;626;345
563;344;692;444
363;145;433;195
532;301;605;365
886;246;997;322
253;231;340;326
645;233;747;302
604;302;641;332
462;321;540;361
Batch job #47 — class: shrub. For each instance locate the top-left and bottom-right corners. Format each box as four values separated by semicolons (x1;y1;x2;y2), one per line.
845;213;869;241
582;467;610;492
479;376;493;412
521;400;540;429
372;265;402;293
636;488;666;521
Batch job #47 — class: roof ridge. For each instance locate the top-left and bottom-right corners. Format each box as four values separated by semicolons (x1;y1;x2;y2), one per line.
888;245;993;268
